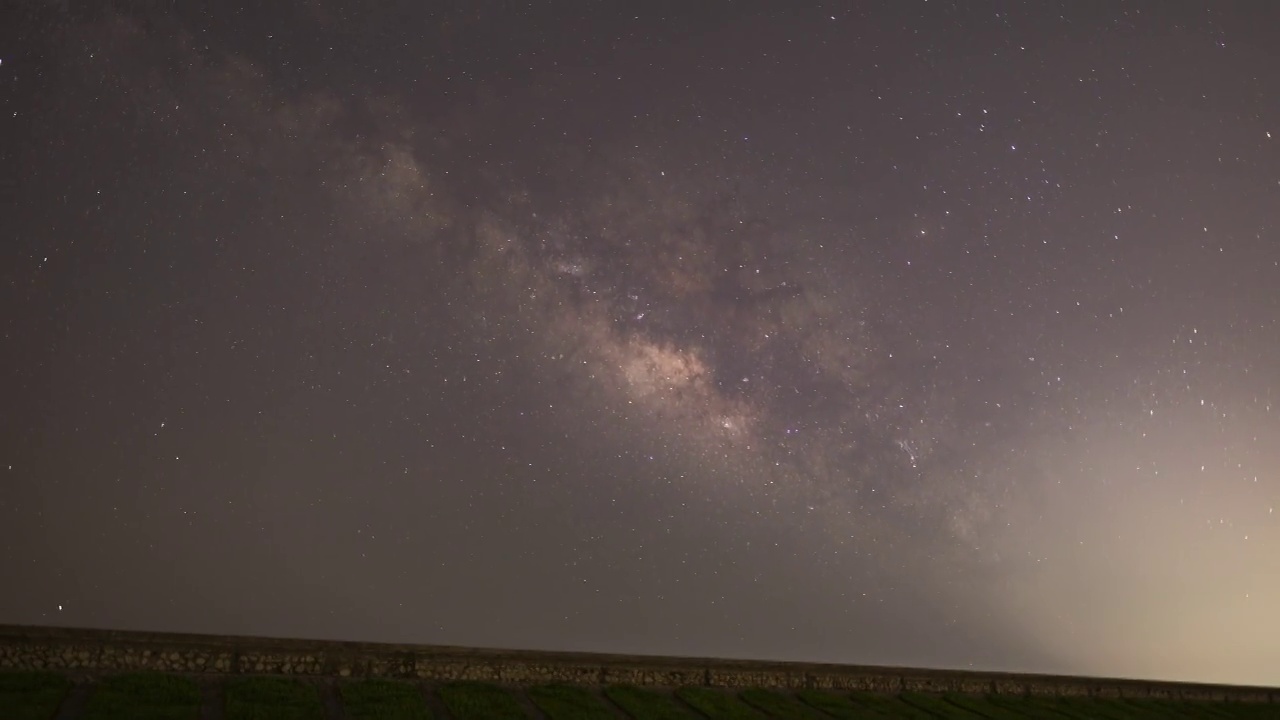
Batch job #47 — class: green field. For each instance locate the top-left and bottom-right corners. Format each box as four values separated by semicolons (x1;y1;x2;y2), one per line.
81;672;202;720
2;670;1276;719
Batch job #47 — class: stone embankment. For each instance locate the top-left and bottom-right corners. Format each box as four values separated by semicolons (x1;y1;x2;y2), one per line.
0;624;1274;703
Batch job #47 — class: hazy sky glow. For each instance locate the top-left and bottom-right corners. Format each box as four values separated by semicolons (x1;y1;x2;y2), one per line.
3;1;1279;687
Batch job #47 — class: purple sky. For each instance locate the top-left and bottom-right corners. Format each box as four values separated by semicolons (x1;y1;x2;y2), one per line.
3;1;1278;686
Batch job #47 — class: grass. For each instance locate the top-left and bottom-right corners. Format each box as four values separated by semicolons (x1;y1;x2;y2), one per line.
939;692;1064;719
984;693;1094;719
0;670;74;720
340;678;432;720
846;691;939;718
1121;697;1260;719
900;690;990;717
1109;698;1199;719
224;676;325;720
793;688;898;718
1052;695;1178;719
527;683;617;720
737;688;831;719
1215;701;1280;720
674;686;765;719
1;669;1276;719
604;684;699;719
437;680;528;720
986;694;1254;720
81;672;201;720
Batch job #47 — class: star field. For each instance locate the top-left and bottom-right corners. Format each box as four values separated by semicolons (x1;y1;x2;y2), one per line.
2;1;1278;685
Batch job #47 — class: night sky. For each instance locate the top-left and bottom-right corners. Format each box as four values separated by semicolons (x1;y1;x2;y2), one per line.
4;1;1279;687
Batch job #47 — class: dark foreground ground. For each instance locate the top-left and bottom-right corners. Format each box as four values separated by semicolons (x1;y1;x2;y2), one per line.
4;670;1279;720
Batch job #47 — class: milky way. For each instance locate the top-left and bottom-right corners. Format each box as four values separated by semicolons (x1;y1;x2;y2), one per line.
3;2;1278;685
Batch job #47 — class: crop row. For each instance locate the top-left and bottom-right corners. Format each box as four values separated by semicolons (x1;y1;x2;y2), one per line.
2;670;1276;719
